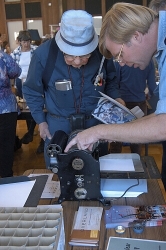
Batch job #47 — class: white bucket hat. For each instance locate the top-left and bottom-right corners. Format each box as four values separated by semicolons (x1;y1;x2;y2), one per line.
55;10;99;56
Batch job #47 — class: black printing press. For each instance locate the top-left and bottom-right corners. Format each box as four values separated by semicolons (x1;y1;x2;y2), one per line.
47;130;161;205
46;130;109;205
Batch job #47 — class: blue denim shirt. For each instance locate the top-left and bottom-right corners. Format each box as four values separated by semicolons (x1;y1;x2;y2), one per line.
155;11;166;115
23;40;120;126
114;59;156;102
0;51;21;114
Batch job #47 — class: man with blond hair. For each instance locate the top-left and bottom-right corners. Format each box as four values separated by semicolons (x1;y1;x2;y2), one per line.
65;3;166;166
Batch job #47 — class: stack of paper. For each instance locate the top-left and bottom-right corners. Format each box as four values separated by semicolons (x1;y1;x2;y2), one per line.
69;206;103;247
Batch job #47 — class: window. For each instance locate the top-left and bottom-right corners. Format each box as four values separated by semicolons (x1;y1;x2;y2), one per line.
5;4;22;19
85;0;101;15
25;2;41;18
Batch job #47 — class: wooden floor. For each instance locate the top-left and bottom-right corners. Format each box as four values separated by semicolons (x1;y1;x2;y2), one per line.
13;120;163;176
13;120;45;176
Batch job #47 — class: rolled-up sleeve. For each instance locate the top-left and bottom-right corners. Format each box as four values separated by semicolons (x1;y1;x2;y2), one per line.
22;51;46;124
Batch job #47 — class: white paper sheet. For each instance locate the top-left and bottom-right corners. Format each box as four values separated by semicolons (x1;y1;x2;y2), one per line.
0;180;36;207
28;174;60;198
29;173;54;182
99;158;135;172
73;206;103;230
40;181;60;198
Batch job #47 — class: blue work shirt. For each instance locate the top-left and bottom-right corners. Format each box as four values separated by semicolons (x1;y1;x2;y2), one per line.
23;39;120;134
114;60;156;102
155;10;166;115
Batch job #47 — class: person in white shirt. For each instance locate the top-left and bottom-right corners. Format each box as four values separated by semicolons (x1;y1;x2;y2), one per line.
11;30;37;144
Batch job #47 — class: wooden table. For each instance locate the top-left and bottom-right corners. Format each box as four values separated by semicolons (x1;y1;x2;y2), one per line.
24;169;166;250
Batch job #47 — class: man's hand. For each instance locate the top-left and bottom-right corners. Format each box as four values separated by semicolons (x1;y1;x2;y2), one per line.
115;98;126;106
39;122;52;141
64;126;100;152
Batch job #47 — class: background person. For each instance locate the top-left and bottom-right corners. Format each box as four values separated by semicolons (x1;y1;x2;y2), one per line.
0;51;21;177
64;3;166;166
23;10;123;168
110;59;156;155
11;30;37;144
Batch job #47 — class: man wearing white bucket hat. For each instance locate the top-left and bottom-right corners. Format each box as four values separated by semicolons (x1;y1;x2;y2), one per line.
23;10;123;167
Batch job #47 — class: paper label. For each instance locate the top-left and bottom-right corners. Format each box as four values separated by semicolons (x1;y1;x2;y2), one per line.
74;207;103;231
90;230;98;238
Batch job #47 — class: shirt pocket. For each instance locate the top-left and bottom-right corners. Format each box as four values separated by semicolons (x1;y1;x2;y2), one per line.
55;89;75;109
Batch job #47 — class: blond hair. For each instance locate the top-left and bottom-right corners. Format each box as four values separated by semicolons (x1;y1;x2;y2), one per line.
99;3;158;58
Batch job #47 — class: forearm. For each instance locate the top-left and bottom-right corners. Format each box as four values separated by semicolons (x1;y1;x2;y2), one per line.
132;112;155;122
23;91;45;124
22;54;45;124
97;113;165;143
65;112;165;152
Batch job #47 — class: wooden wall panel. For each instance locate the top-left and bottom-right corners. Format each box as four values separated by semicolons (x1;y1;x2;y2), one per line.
0;1;8;40
66;0;85;10
41;0;60;35
21;0;26;30
67;0;75;9
1;0;149;42
75;0;85;10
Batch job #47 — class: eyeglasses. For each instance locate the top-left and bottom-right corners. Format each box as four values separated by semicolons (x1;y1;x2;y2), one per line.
113;43;124;63
63;53;91;61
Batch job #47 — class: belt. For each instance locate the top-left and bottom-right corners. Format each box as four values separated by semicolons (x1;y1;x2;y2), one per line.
49;113;93;120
